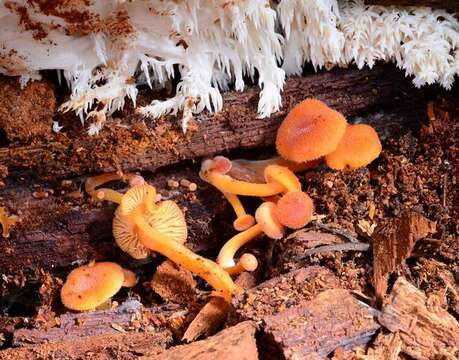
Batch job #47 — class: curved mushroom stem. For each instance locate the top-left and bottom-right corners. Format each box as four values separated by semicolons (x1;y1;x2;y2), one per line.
132;206;240;302
264;165;301;193
223;193;255;231
230;157;321;183
217;224;263;269
224;253;258;275
85;172;145;204
204;170;284;197
85;172;125;204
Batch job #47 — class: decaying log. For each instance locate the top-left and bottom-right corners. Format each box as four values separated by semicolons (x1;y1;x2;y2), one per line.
0;166;236;273
373;211;436;302
261;289;380;359
12;300;173;347
378;277;459;360
0;97;429;275
0;65;428;180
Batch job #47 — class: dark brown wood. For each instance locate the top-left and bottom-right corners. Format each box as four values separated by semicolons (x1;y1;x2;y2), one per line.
261;289;380;359
0;165;236;273
0;65;425;180
0;93;430;275
378;277;459;360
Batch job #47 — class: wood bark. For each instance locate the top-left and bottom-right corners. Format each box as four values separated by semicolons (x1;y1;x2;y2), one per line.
378;277;459;360
0;65;425;180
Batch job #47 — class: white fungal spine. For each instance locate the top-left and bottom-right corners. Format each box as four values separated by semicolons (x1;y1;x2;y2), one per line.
1;0;458;134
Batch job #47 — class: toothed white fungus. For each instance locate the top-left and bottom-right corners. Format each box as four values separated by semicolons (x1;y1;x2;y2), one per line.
1;0;458;134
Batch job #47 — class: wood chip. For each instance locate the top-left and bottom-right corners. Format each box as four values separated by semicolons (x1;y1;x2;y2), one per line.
262;289;380;359
373;211;436;301
151;321;258;360
378;277;459;360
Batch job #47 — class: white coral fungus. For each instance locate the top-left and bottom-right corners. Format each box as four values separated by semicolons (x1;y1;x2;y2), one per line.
1;0;458;134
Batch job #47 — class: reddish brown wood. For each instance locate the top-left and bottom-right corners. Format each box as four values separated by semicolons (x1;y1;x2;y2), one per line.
0;65;424;180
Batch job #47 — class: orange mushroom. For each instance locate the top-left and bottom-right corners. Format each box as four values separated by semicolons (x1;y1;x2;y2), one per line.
224;253;258;275
200;157;285;197
325;124;382;170
275;191;314;229
0;207;18;238
61;261;136;311
116;184;240;301
217;201;285;273
276;99;348;162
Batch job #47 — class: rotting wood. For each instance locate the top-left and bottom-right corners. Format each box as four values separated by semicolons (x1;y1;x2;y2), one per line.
11;300;174;347
0;101;429;274
232;266;340;322
261;288;380;360
149;321;258;360
378;277;459;360
0;166;236;273
0;331;171;360
372;211;436;302
0;65;429;180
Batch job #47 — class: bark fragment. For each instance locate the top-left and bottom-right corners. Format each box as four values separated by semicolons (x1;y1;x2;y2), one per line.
372;211;436;301
378;277;459;360
262;289;380;359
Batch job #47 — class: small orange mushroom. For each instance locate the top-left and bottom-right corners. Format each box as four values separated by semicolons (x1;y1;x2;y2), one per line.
117;184;240;302
276;99;348;162
61;261;136;311
325;124;382;170
217;201;285;273
0;207;18;238
275;191;314;229
224;253;258;275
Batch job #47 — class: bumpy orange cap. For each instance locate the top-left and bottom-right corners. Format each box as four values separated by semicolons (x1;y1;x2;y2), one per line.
275;191;314;229
325;124;382;170
276;99;348;162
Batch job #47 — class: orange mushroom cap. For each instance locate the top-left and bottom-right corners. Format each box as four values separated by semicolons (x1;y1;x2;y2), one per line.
233;214;256;232
275;191;314;229
325;124;382;170
276;99;348;162
122;268;138;287
61;262;125;311
255;202;285;239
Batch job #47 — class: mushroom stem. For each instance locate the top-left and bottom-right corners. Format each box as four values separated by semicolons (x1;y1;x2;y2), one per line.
205;170;284;196
230;157;320;183
223;192;255;231
85;173;125;204
132;206;240;302
224;253;258;275
217;224;263;269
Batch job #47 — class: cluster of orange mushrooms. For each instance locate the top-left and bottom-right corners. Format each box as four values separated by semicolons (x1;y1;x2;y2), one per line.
60;99;382;312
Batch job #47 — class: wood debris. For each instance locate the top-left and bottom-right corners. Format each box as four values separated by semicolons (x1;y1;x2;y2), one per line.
378;277;459;360
373;211;436;301
261;289;380;359
151;321;258;360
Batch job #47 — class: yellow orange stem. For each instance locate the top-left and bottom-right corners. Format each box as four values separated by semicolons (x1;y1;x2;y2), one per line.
132;206;239;302
85;173;125;204
217;224;263;268
224;253;258;275
206;170;284;197
223;192;246;217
